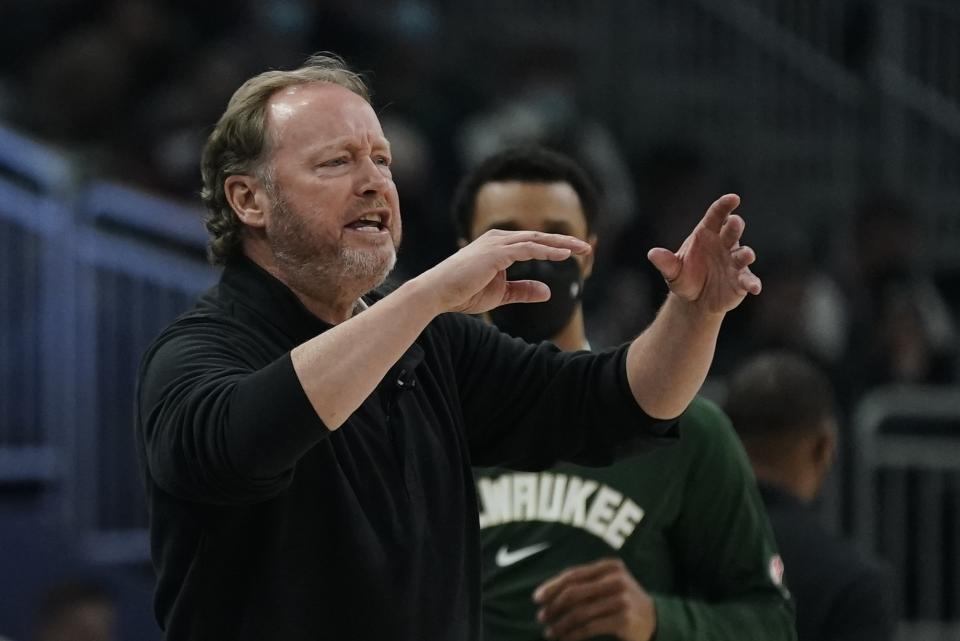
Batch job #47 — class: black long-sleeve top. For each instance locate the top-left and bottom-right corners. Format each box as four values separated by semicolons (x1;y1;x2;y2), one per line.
135;256;676;641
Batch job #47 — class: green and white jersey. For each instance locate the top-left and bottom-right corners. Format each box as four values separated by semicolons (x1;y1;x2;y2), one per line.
476;396;795;641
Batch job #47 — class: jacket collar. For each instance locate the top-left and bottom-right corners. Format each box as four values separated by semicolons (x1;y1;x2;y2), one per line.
218;255;423;369
220;255;363;341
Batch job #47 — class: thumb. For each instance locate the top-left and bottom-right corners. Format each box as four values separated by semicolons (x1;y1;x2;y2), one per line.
502;279;551;305
647;248;681;282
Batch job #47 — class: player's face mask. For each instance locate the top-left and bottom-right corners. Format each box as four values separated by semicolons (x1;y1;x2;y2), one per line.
490;257;583;343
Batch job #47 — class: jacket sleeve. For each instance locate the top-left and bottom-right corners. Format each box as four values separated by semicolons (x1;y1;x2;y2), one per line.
651;398;796;641
436;312;677;470
136;319;329;504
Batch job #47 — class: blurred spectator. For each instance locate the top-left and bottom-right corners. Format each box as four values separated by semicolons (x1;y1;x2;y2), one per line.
34;581;116;641
1;0;321;201
591;143;738;351
121;39;257;196
0;503;157;641
837;192;957;404
740;222;848;369
25;25;133;151
0;0;478;225
457;43;637;263
0;1;108;81
353;1;470;277
726;351;896;641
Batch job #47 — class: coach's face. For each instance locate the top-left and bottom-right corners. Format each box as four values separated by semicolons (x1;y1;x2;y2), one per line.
246;82;402;295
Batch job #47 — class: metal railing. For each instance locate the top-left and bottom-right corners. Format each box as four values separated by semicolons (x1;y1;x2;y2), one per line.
853;385;960;631
0;198;68;481
0;130;76;484
71;257;214;561
0;124;216;564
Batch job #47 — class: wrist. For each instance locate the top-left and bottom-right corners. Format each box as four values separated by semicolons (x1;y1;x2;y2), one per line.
664;292;726;325
400;272;447;318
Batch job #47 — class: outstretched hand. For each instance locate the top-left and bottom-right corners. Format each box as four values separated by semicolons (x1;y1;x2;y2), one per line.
422;229;592;315
647;194;761;314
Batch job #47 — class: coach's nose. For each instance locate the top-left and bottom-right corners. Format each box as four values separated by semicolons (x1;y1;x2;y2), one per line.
354;155;392;197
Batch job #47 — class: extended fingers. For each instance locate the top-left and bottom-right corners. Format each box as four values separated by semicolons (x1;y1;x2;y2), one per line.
739;267;762;295
719;213;745;248
732;244;755;269
505;241;574;264
731;244;761;294
484;229;592;255
701;193;741;234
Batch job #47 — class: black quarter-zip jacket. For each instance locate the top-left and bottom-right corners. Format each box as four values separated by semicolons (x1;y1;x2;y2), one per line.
135;256;676;640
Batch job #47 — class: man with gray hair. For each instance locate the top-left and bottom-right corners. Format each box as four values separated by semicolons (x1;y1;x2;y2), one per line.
136;53;761;640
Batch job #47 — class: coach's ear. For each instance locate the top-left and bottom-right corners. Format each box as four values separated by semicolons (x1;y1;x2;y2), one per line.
225;174;269;228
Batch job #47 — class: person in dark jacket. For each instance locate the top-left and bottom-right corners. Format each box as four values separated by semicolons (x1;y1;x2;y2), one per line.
725;351;896;641
136;52;762;641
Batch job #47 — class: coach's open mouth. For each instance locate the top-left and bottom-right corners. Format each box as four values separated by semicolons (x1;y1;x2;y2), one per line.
345;211;388;232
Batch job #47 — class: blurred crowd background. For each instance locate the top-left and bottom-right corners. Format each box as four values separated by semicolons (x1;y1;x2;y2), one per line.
0;1;959;639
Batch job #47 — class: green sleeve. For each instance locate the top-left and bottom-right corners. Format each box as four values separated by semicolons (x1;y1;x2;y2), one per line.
651;398;796;641
653;596;795;641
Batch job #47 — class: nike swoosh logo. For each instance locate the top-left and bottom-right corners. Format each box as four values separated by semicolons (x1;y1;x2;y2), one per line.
495;542;551;567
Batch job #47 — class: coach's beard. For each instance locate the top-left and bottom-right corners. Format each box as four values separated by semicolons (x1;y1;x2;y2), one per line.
261;187;398;308
338;243;397;288
272;234;398;304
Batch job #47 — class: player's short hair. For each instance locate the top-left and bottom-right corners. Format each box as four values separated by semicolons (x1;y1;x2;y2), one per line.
724;350;835;441
200;53;370;264
451;146;600;240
